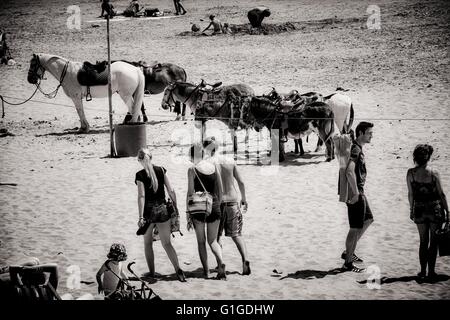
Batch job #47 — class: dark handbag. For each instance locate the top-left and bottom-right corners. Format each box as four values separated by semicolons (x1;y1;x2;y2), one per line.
436;222;450;257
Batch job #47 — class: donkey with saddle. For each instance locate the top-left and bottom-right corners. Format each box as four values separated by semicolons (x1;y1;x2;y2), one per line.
161;79;255;159
249;90;335;162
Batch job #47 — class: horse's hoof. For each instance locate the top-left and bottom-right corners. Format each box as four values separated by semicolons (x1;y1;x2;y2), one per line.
326;157;333;162
143;115;148;123
123;114;132;123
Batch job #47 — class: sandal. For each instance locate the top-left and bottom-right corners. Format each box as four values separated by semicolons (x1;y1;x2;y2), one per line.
216;264;226;280
342;263;365;273
176;269;187;282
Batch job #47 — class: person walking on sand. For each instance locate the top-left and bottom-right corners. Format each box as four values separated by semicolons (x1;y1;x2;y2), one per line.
99;0;115;18
135;148;186;282
407;144;449;281
173;0;187;15
96;243;128;296
342;122;374;273
203;137;251;275
186;143;226;279
202;15;224;35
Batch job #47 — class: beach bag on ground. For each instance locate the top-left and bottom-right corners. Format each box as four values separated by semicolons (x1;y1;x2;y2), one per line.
186;169;213;217
436;222;450;257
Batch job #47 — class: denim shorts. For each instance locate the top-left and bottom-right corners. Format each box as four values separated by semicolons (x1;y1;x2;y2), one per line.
144;202;170;224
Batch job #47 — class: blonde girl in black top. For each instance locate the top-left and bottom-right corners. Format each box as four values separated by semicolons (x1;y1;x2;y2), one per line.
136;148;186;282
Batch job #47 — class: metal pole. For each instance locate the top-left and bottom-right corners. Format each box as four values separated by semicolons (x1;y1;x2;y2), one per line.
107;14;114;157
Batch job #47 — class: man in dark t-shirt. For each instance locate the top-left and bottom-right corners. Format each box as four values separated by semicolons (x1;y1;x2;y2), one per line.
342;122;374;272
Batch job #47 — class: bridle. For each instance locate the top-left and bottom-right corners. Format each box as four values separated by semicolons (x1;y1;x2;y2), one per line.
163;81;204;110
29;54;69;99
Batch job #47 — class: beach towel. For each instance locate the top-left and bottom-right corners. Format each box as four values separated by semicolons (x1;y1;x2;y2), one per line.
333;134;354;202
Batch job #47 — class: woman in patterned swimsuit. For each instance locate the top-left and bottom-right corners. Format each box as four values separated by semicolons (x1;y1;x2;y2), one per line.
406;144;449;280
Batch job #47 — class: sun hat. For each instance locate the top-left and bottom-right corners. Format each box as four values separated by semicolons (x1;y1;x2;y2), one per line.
107;243;127;261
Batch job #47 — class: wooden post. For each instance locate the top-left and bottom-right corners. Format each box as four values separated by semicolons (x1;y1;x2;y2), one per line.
107;14;114;157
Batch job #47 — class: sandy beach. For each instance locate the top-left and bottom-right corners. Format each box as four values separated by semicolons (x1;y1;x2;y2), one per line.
0;0;449;300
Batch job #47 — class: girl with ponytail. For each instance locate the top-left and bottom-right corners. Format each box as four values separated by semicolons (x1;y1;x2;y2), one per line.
135;147;186;282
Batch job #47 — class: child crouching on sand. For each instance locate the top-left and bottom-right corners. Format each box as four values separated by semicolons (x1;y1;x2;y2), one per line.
96;243;128;296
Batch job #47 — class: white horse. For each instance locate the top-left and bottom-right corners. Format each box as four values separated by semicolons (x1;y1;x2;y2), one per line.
27;53;144;133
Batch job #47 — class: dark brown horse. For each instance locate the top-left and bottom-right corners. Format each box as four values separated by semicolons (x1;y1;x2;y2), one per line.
117;60;187;122
161;80;255;159
249;96;335;162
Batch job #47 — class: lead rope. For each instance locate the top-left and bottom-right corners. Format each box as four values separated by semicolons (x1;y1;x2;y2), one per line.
1;85;39;118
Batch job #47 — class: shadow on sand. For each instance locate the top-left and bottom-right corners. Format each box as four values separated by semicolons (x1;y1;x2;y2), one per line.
35;128;110;137
358;274;450;285
35;121;171;137
280;268;346;280
142;267;241;283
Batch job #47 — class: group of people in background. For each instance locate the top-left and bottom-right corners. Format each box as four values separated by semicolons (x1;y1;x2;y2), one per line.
99;0;186;18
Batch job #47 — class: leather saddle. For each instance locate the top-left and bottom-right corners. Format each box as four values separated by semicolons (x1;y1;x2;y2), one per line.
77;61;109;86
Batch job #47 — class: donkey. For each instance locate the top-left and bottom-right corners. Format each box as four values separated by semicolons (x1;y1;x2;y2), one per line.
267;88;354;155
161;80;255;159
249;96;335;162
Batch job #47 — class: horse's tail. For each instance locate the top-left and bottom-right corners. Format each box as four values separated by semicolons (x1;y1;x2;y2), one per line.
132;68;145;120
345;103;354;134
322;111;335;143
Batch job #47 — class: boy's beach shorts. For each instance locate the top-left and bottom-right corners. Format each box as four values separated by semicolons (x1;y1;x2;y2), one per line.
219;202;243;237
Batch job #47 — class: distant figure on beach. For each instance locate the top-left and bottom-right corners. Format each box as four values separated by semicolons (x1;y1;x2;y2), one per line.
135;148;186;282
0;29;11;64
186;143;226;279
191;23;200;33
406;144;449;281
173;0;187;15
96;243;128;296
99;0;116;18
204;137;251;276
342;122;374;273
124;0;142;17
202;15;224;35
247;7;271;28
223;23;233;35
